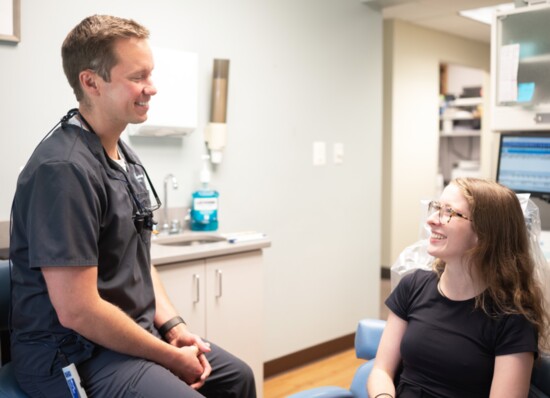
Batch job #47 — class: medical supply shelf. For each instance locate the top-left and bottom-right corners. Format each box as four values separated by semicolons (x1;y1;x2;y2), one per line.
440;97;482;136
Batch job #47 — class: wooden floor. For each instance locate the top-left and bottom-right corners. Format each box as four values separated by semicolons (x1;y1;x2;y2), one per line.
264;348;365;398
263;278;391;398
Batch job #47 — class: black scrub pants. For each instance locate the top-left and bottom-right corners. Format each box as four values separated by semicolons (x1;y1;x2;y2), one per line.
16;342;256;398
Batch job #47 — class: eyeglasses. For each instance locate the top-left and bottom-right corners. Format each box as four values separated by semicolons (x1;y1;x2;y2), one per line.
428;201;472;224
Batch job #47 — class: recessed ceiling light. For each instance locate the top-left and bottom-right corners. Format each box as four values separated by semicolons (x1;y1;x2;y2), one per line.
459;3;515;25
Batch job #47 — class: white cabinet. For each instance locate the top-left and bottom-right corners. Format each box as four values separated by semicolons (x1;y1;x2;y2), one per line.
157;259;207;336
156;250;264;397
127;48;198;136
491;3;550;131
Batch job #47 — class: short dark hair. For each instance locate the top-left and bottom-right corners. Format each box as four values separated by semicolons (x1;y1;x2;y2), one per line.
62;15;149;101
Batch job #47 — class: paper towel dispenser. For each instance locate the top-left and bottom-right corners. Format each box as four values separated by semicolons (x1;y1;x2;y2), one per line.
127;47;198;137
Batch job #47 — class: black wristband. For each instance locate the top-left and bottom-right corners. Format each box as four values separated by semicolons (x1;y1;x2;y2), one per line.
158;316;186;337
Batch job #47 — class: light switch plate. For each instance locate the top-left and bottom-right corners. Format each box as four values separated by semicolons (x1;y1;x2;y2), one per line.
313;141;326;166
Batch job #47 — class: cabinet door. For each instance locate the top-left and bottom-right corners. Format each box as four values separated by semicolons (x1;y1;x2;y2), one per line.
155;260;207;338
491;4;550;131
205;250;263;396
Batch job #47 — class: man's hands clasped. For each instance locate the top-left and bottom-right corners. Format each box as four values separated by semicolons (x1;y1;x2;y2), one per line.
164;323;212;389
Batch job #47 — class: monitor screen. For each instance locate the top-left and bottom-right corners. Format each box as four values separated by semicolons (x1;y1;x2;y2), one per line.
496;133;550;201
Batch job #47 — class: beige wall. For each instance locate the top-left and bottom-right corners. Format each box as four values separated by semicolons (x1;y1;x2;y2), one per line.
382;20;492;267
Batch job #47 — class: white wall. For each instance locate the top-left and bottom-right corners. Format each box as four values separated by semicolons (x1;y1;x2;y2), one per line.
446;64;484;98
0;1;383;362
382;19;491;268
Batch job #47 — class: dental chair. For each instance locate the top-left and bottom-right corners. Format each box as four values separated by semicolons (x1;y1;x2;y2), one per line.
287;318;385;398
288;318;550;398
0;259;30;397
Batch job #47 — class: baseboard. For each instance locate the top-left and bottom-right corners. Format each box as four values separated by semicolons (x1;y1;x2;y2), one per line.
264;333;355;378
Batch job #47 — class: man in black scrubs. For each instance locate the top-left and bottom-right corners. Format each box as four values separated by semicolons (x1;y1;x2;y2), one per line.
9;14;256;398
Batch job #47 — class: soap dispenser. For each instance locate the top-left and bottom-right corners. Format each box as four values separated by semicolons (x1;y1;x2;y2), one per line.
190;155;219;231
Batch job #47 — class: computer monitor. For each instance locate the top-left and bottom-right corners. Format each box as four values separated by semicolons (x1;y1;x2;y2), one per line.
496;133;550;202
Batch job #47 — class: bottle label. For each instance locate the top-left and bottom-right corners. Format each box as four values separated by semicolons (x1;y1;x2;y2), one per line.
194;197;218;211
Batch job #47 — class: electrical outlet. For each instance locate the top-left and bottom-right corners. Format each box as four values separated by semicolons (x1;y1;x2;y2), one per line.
333;143;344;164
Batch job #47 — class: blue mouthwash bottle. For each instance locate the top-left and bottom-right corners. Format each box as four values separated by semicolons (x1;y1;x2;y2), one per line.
190;155;219;231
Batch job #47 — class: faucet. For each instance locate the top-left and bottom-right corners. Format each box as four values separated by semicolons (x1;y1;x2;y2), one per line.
162;174;178;233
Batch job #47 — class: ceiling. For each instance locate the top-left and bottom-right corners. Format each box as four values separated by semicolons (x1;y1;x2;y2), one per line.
364;0;518;43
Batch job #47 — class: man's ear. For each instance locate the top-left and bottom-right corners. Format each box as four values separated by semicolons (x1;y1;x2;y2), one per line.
79;69;100;97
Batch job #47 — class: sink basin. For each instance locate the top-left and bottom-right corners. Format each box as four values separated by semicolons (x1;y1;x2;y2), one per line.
153;234;227;247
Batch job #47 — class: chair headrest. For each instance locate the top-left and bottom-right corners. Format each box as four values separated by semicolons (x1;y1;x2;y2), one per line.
355;318;386;360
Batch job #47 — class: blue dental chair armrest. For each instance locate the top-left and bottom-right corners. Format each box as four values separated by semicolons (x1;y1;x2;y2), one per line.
287;318;387;398
0;363;29;397
349;361;375;398
0;259;31;398
287;386;354;398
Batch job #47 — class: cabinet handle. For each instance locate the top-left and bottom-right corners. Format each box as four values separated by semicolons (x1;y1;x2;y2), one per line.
535;113;550;124
193;274;200;303
215;269;223;298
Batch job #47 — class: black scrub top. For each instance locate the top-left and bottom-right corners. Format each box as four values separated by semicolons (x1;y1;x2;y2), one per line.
9;120;156;376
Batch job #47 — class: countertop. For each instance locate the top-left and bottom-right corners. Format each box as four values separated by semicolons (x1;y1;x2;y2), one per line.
0;231;271;264
150;231;271;266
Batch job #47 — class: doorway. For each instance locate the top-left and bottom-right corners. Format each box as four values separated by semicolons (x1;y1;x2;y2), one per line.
438;63;484;192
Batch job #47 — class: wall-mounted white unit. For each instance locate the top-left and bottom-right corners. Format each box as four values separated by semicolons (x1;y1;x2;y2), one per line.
491;3;550;132
128;47;198;137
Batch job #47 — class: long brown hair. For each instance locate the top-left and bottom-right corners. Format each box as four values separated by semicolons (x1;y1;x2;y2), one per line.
433;177;550;352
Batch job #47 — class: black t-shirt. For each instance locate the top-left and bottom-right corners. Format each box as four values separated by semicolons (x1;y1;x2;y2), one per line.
386;270;538;398
10;122;156;376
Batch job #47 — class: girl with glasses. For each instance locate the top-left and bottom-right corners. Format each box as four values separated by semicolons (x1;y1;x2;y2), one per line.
368;177;549;398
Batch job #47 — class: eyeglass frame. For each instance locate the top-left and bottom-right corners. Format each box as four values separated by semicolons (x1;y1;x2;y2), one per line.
427;200;472;224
